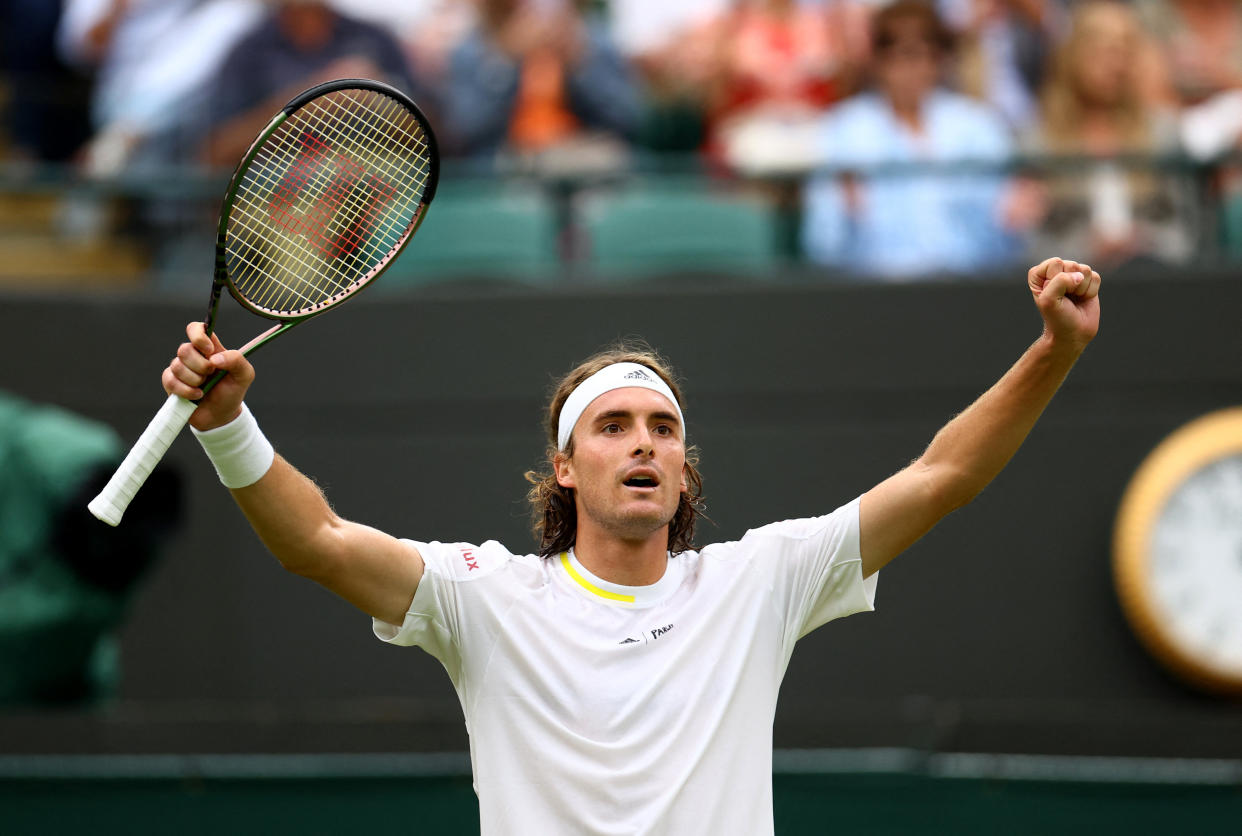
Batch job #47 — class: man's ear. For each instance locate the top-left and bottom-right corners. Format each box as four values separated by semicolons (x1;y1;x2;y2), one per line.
554;451;575;489
680;463;689;494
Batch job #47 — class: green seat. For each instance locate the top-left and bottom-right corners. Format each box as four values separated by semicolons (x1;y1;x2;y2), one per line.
380;184;563;288
582;185;779;280
1221;190;1242;259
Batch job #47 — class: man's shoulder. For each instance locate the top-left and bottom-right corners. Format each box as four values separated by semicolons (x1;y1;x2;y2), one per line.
412;539;543;582
698;501;862;555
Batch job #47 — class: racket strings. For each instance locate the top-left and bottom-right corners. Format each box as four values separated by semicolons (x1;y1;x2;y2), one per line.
231;94;428;311
233;92;429;304
273;93;430;251
279;93;431;264
226;88;433;315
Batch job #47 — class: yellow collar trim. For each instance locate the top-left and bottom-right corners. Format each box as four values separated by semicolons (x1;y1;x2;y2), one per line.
559;552;636;604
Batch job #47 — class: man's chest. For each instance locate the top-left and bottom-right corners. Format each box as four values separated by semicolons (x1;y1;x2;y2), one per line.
459;582;784;741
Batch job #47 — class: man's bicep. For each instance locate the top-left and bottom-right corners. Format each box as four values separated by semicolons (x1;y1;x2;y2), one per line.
859;462;953;578
310;523;425;627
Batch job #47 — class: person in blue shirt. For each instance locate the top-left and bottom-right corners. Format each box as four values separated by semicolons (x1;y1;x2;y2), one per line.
801;0;1021;280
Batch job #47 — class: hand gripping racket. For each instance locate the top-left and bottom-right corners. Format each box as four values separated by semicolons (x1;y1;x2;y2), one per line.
89;78;439;526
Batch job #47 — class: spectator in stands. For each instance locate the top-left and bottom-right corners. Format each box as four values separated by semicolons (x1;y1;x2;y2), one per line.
605;0;727;153
1009;0;1197;267
306;0;476;93
801;0;1019;280
1134;0;1242;259
702;0;871;173
57;0;262;172
442;0;643;161
607;0;727;63
939;0;1061;133
1;0;92;163
52;1;261;277
202;0;426;167
1135;0;1242;108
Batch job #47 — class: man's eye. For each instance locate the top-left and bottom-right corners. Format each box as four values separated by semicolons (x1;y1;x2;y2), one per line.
655;425;672;436
603;423;622;434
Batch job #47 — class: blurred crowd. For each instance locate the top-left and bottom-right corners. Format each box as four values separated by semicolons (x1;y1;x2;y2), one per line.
3;0;1242;279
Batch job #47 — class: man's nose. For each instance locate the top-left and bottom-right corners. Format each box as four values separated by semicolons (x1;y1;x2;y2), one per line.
632;426;654;456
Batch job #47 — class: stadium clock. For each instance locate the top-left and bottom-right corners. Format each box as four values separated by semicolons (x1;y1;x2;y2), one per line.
1112;407;1242;696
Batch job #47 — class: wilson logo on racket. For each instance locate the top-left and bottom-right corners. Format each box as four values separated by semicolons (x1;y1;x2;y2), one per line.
269;130;398;259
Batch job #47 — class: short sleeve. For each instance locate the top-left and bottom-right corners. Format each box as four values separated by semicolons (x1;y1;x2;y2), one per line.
371;540;520;686
371;541;465;682
743;496;877;647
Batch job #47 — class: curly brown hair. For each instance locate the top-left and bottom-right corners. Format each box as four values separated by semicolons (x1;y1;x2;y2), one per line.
524;341;705;557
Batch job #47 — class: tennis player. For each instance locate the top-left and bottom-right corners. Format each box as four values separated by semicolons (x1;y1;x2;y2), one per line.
165;256;1101;835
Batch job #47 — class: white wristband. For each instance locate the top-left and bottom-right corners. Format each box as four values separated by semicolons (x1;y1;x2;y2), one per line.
191;402;275;489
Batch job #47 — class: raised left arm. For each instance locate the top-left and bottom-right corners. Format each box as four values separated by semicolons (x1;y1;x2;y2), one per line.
858;257;1102;578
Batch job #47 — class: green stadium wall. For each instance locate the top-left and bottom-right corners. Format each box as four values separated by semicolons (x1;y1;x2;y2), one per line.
1;268;1240;765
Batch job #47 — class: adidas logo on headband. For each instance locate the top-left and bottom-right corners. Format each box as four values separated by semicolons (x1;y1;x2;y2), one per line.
557;362;685;451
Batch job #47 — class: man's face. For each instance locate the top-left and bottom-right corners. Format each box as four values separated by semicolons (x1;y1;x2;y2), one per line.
555;387;688;545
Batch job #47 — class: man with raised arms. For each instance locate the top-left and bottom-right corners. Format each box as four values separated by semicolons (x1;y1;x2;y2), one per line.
164;257;1101;835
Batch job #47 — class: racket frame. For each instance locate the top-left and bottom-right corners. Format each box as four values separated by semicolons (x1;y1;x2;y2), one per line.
89;78;439;526
198;77;439;391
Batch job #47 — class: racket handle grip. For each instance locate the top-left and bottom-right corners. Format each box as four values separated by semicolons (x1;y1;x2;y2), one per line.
89;393;198;526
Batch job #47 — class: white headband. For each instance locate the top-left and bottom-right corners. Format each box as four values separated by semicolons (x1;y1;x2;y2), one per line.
557;362;684;451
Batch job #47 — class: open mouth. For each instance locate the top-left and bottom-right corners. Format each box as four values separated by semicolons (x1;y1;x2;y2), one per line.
622;475;660;489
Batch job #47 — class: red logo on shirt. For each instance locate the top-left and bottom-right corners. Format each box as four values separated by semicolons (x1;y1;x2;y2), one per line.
459;548;480;572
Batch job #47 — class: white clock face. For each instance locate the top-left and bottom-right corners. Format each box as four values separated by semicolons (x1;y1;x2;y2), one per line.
1149;453;1242;678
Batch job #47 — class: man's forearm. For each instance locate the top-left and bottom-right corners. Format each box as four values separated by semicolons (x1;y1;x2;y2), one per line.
230;453;344;577
921;331;1083;507
859;258;1100;576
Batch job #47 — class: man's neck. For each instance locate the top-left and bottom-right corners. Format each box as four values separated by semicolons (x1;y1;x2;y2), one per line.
572;525;670;587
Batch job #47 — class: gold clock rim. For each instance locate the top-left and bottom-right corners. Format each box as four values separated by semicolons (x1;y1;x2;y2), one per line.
1112;406;1242;696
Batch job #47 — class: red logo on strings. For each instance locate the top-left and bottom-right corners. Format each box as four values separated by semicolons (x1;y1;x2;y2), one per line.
269;131;397;259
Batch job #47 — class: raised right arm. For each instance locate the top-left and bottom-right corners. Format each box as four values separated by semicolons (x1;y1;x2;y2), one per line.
166;322;423;626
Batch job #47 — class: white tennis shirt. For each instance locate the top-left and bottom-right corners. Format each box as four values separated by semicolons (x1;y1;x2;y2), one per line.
373;497;877;835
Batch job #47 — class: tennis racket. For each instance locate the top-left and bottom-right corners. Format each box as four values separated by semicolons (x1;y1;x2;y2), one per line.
89;78;439;526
